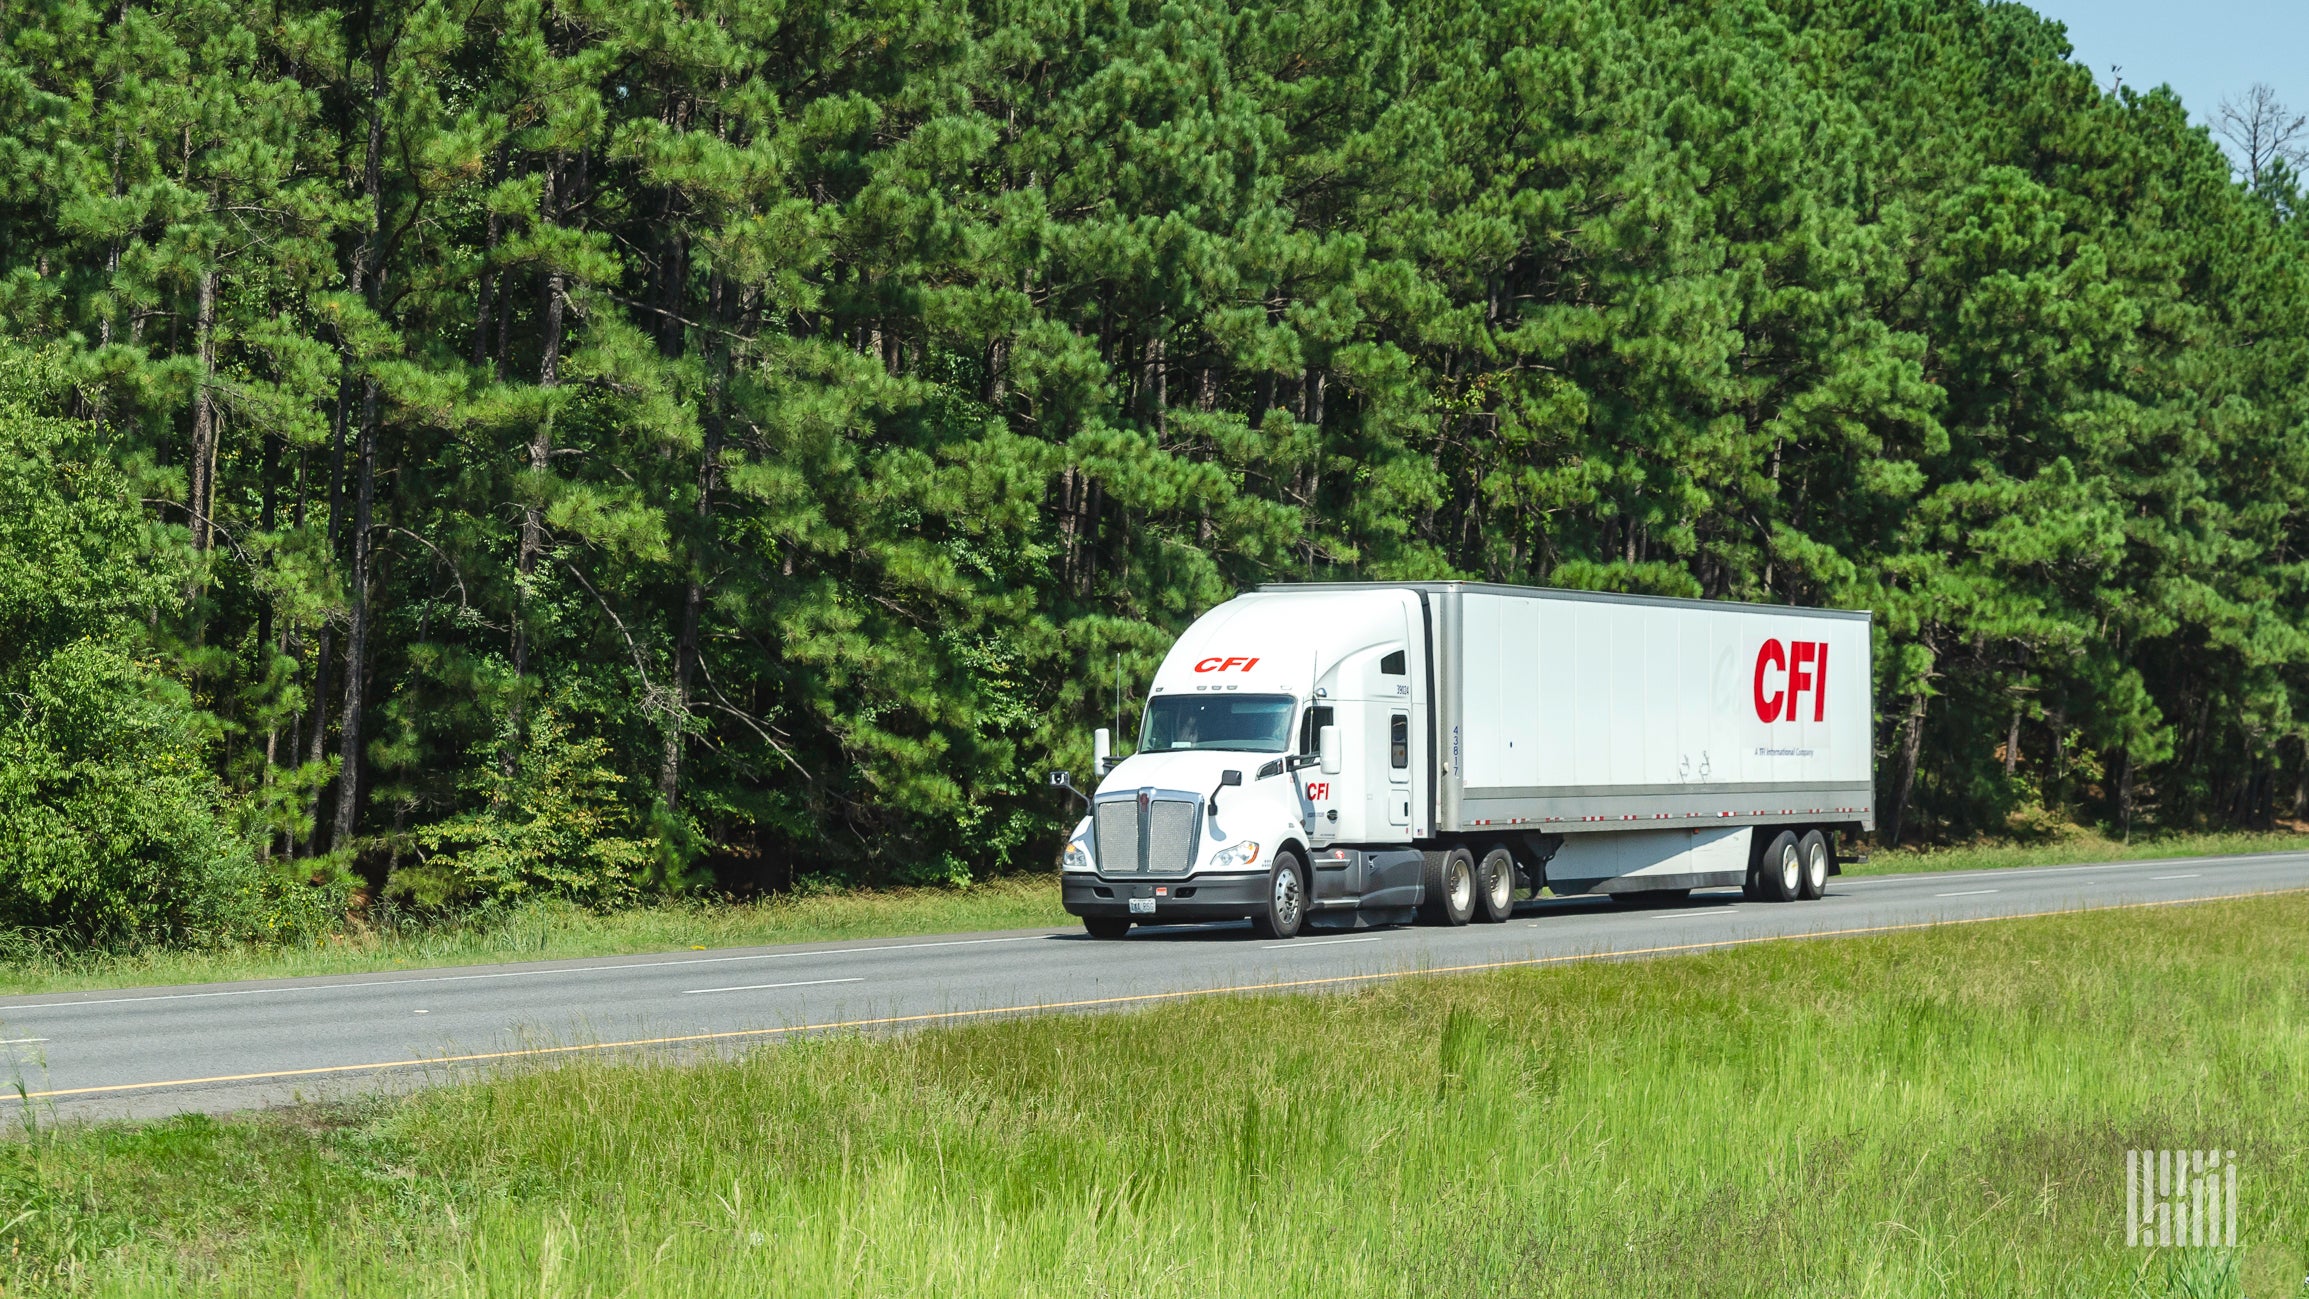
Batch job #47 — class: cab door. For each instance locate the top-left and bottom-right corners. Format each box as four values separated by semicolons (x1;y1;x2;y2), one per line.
1296;703;1338;848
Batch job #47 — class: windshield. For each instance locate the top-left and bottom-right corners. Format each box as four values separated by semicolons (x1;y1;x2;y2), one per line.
1140;694;1297;754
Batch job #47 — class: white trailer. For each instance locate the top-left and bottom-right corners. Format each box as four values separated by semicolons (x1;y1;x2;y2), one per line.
1055;582;1875;939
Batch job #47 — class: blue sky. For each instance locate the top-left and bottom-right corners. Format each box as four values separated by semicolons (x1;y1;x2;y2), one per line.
2026;0;2309;160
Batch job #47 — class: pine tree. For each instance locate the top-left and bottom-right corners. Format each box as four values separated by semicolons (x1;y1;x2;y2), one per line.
4;0;2309;944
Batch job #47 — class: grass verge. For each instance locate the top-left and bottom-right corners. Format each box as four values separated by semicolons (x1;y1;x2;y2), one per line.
2;892;2303;1295
1847;827;2309;877
0;874;1070;998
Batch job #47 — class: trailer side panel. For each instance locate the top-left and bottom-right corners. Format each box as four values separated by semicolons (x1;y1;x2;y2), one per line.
1436;587;1874;835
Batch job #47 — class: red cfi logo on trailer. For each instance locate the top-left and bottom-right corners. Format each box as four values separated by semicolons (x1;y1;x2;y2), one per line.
1753;639;1828;722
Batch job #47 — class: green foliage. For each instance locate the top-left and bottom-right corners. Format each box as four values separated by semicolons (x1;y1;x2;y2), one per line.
0;642;259;948
0;347;328;949
0;350;174;649
403;707;658;908
3;0;2309;942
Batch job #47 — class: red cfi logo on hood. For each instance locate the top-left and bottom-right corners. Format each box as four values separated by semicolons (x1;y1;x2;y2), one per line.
1192;656;1261;672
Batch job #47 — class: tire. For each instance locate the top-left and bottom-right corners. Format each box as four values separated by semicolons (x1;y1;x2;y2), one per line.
1798;830;1831;900
1474;846;1517;923
1417;848;1477;926
1248;849;1309;939
1608;888;1692;908
1756;830;1803;903
1083;916;1132;940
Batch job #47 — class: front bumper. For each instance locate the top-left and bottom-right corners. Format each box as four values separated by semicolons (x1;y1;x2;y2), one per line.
1062;872;1267;921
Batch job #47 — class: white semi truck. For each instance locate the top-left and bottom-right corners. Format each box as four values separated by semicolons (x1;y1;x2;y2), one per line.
1054;582;1874;939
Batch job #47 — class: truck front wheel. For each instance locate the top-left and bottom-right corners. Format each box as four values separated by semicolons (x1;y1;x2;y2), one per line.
1084;916;1132;939
1418;848;1477;926
1249;849;1309;940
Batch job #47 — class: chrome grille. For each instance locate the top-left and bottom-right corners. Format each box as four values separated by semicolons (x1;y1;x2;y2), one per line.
1094;800;1139;876
1146;798;1198;873
1090;789;1203;876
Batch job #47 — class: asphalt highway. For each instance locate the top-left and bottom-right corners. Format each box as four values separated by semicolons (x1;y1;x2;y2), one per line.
4;851;2306;1122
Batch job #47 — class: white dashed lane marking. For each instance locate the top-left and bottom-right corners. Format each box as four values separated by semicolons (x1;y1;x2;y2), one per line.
1265;935;1385;950
681;977;864;997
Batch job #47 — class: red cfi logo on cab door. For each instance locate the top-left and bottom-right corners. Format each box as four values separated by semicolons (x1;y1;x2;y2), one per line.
1192;656;1261;672
1753;639;1827;722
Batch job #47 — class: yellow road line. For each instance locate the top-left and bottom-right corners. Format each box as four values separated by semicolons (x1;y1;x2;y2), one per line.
14;885;2306;1102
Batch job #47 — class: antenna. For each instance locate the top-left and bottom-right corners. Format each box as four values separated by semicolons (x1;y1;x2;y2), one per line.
1114;652;1123;742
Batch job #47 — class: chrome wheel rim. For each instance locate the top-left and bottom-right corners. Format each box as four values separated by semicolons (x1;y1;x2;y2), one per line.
1273;866;1302;927
1778;844;1801;895
1805;841;1828;892
1486;855;1512;913
1448;858;1473;912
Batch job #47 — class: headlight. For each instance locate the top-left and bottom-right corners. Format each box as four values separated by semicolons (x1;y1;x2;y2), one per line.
1063;840;1093;873
1208;840;1261;871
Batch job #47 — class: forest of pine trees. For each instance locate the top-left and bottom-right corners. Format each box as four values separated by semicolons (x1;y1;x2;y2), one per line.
1;0;2306;948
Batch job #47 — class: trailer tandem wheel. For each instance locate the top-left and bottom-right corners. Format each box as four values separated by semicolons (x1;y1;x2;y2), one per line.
1798;829;1831;900
1756;830;1804;903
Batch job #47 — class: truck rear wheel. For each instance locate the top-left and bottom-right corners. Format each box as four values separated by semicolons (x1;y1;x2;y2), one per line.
1474;846;1517;923
1249;849;1309;939
1798;830;1831;900
1083;916;1132;940
1756;830;1803;903
1418;848;1477;926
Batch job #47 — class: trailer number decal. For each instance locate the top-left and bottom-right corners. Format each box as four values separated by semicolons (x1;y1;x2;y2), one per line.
1192;656;1261;672
1753;638;1829;723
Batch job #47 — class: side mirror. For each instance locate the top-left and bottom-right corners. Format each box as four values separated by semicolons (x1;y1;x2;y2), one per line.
1094;728;1112;776
1210;768;1242;813
1318;724;1342;775
1048;769;1090;810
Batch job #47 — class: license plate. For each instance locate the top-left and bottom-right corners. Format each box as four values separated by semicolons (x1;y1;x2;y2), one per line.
1128;897;1156;915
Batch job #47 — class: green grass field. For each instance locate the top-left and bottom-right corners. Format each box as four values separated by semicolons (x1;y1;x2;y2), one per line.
2;892;2302;1296
0;875;1073;997
1847;827;2309;878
